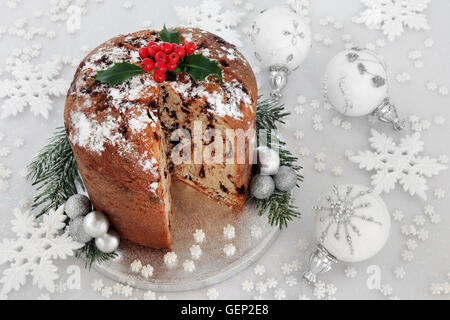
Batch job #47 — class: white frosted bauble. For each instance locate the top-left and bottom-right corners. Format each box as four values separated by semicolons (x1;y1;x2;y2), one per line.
250;5;311;70
324;49;388;117
315;184;390;263
257;146;280;175
83;211;110;238
95;230;120;253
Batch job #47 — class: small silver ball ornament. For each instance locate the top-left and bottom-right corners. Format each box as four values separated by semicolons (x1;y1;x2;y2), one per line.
95;230;120;253
83;211;110;238
273;166;297;191
257;146;280;175
65;194;91;219
68;216;93;243
250;174;275;200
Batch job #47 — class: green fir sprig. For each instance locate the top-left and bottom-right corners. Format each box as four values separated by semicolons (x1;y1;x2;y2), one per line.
76;239;118;269
27;127;83;217
27;127;115;267
249;97;303;228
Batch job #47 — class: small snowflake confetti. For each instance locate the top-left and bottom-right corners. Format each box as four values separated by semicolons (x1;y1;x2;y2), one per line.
190;244;202;260
433;188;445;200
254;264;266;276
331;166;343;176
299;147;311;157
182;259;196;272
281;262;293;275
101;286;113;298
143;290;156;300
285;275;298;287
380;284;393;296
130;259;142;273
314;162;326;173
250;224;262;239
123;1;133;9
294;129;304;140
413;215;425;226
206;288;219;300
163;251;178;267
274;288;286;300
223;224;235;240
91;279;104;292
401;250;414;262
121;285;133;297
344;266;357;278
223;243;236;257
141;264;154;278
406;239;418;250
193;229;205;243
241;280;254;292
393;266;406;279
255;281;267;294
266;278;278;289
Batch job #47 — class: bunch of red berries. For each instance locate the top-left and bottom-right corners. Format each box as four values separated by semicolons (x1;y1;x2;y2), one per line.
138;41;196;82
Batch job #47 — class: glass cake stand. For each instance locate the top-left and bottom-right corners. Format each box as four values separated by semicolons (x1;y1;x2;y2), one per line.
94;180;280;292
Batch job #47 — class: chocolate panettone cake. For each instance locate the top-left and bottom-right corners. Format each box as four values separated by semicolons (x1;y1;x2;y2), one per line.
64;28;257;249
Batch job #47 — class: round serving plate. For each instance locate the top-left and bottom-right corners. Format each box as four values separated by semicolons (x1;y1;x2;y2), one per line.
94;180;280;292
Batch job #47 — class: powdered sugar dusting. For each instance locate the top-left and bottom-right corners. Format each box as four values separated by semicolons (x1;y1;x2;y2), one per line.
69;112;122;154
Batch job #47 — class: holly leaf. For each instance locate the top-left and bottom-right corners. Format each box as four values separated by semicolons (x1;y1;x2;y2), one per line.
160;25;180;44
177;54;223;84
94;63;144;86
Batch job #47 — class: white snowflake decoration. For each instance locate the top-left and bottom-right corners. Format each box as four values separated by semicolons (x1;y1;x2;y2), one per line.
0;57;69;119
352;0;431;41
0;206;83;296
175;0;245;47
350;129;447;200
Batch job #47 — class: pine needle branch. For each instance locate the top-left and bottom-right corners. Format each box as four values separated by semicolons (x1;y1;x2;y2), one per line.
27;127;84;217
76;239;118;269
251;97;303;228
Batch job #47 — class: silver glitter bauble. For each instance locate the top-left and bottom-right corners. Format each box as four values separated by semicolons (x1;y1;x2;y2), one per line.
273;166;297;192
83;211;110;238
257;146;280;175
303;184;391;284
65;194;92;219
95;230;120;253
250;174;275;200
68;216;93;243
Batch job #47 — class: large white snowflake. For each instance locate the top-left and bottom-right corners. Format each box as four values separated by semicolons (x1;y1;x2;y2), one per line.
350;129;447;200
0;57;69;119
175;0;245;47
352;0;431;41
0;206;83;297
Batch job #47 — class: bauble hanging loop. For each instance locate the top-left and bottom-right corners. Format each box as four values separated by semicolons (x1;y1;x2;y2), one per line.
303;184;391;284
250;5;311;101
323;48;405;130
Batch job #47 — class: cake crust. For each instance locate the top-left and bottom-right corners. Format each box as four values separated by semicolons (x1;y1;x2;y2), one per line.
64;28;257;249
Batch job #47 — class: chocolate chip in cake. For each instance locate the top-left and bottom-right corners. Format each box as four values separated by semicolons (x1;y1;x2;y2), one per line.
199;165;206;178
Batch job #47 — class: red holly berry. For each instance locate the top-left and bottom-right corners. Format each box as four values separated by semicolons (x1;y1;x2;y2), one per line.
185;42;196;55
147;41;157;49
155;51;167;62
153;71;166;82
139;47;149;59
176;45;186;59
148;45;159;57
142;58;154;72
172;43;179;51
155;61;167;73
168;52;179;64
167;63;178;71
162;42;173;54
